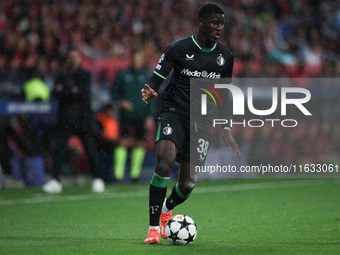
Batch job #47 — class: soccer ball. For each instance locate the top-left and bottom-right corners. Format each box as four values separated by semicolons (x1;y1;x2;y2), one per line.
165;214;197;245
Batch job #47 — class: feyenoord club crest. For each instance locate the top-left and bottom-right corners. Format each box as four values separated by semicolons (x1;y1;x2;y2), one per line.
216;54;225;66
163;124;173;135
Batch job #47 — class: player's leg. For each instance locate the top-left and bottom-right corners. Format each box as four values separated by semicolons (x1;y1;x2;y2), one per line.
145;111;184;244
159;162;198;239
145;139;177;244
161;118;208;229
163;162;198;213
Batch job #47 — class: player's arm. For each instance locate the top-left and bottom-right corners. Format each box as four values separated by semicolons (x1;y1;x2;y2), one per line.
223;128;240;156
219;88;240;156
219;53;241;156
142;45;175;104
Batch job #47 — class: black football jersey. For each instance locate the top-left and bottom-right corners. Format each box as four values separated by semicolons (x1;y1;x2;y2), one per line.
148;34;233;121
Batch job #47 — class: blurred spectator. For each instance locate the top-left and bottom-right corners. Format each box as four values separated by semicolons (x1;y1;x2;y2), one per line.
320;60;337;77
238;58;260;78
111;49;155;182
36;56;55;91
9;115;49;187
2;58;25;98
42;48;104;193
0;0;339;84
1;67;51;187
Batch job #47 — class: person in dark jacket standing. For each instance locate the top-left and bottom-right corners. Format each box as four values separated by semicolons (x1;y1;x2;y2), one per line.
43;48;105;193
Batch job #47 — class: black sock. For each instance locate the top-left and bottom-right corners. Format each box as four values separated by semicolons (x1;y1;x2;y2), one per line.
166;184;189;211
149;184;167;226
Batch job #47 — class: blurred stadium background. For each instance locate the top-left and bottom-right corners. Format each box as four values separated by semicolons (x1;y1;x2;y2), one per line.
0;0;339;187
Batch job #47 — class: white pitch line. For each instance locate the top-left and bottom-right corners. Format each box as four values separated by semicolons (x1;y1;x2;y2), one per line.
0;179;338;206
0;190;148;206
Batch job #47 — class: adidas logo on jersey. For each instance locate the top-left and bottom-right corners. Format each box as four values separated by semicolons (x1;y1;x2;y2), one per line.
181;68;220;79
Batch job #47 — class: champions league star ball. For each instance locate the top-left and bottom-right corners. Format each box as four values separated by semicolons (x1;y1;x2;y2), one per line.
165;215;197;245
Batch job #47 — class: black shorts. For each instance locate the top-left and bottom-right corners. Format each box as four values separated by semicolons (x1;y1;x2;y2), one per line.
156;111;211;165
120;118;145;140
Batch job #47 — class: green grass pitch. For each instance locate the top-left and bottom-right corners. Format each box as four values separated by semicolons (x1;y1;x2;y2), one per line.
0;178;339;255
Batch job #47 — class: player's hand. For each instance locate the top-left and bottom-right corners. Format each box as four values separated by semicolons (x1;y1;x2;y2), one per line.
141;84;157;104
223;129;241;156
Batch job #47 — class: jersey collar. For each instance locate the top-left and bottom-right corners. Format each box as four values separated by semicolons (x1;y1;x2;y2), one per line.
191;34;217;52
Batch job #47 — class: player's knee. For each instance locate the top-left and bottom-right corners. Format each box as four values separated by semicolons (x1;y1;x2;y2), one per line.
179;178;197;196
155;158;174;177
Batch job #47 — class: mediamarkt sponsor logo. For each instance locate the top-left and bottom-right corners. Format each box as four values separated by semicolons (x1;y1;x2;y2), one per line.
181;68;220;78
